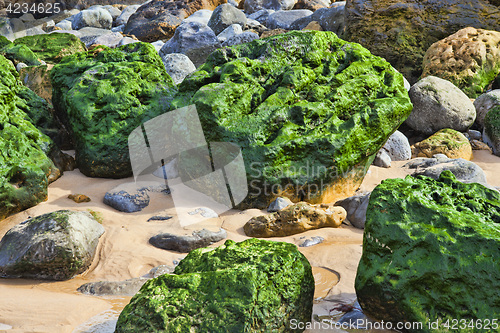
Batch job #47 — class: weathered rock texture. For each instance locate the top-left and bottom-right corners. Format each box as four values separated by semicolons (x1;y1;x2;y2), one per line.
0;54;61;221
411;128;473;160
244;202;346;237
344;0;500;84
123;0;227;42
356;171;500;332
422;27;500;98
50;42;176;178
0;210;105;280
115;238;314;332
170;31;412;208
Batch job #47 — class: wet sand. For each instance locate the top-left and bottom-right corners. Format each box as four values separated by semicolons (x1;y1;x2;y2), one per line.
0;150;498;332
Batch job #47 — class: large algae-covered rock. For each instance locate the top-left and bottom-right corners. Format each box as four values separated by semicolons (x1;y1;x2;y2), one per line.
422;27;500;98
171;31;413;208
13;33;87;65
51;42;176;178
0;35;41;66
0;55;61;221
116;238;314;332
0;210;105;280
344;0;500;84
355;171;500;331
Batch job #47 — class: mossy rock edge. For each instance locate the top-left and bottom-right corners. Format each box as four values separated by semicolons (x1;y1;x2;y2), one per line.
116;238;314;332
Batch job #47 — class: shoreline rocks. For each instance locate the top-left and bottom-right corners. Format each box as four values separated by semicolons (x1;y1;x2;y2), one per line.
0;210;105;280
356;171;500;331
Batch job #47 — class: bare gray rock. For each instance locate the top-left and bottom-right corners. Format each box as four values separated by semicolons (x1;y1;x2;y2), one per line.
406;76;476;135
149;228;227;253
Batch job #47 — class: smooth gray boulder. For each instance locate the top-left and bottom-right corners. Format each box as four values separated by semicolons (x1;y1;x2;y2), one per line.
267;196;293;212
76;27;116;47
149;229;227;253
161;53;196;85
405;155;489;187
88;31;123;47
222;31;259;47
244;0;297;15
207;3;247;35
217;23;243;42
0;210;105;280
72;8;113;30
380;130;411;161
335;193;370;229
406;76;476;135
267;9;313;30
116;5;140;27
56;19;73;30
159;21;221;67
474;89;500;129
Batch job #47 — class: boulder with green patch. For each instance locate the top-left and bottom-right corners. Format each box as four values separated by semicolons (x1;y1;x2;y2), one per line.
115;238;314;332
355;171;500;332
13;33;86;65
484;105;500;157
0;54;62;221
0;210;105;280
51;42;177;178
171;30;412;208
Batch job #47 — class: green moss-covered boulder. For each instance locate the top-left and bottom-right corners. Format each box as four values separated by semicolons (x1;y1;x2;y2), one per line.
0;54;62;221
355;171;500;332
484;105;500;157
116;238;314;332
0;35;41;66
13;33;86;65
51;42;177;178
344;0;500;84
0;210;105;280
171;30;412;208
412;128;473;160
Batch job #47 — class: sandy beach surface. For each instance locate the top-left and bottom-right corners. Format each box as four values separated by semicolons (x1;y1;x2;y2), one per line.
0;150;498;333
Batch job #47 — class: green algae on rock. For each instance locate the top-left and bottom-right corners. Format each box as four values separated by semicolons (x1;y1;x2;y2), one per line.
355;171;500;332
51;42;177;178
411;128;473;160
115;238;314;332
0;210;105;280
0;54;61;221
484;105;500;157
0;35;41;67
13;32;86;65
172;30;412;208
